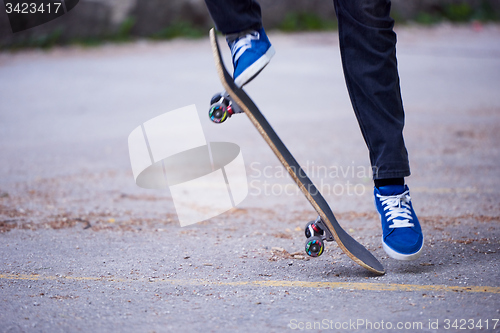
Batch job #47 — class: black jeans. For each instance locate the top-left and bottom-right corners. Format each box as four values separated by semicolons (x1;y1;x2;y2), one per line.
205;0;263;33
204;0;410;180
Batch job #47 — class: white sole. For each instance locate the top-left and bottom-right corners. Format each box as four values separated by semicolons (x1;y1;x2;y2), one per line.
382;236;424;261
234;46;276;88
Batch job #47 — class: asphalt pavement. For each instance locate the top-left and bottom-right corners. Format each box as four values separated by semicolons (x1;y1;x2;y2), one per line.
0;24;499;332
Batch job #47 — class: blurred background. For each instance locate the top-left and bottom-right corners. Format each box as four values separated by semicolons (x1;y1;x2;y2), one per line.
1;0;500;49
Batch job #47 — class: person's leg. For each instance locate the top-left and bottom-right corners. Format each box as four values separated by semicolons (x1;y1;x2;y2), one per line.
204;0;263;34
333;0;409;180
333;0;423;260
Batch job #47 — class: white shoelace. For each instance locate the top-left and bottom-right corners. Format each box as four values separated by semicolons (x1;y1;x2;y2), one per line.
377;190;414;228
229;31;259;62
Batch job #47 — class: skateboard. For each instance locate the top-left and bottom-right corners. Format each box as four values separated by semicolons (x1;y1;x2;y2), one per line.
208;28;385;275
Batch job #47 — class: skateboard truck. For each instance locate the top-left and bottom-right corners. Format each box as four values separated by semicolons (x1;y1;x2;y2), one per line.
304;216;334;257
209;91;244;123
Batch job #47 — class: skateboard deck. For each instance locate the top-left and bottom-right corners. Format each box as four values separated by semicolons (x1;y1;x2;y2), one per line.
209;28;385;275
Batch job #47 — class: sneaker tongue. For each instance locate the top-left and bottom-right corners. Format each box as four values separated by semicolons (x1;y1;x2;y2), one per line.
377;185;406;196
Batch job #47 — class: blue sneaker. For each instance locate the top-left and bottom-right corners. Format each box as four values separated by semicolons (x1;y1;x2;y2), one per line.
374;185;424;261
226;28;275;87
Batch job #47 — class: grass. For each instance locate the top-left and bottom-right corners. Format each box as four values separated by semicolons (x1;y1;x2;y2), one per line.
279;12;337;32
150;21;205;40
411;1;499;25
2;2;500;50
0;19;206;51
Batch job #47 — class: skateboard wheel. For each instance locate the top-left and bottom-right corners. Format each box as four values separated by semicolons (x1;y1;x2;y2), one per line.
209;102;229;123
304;220;324;238
305;236;324;257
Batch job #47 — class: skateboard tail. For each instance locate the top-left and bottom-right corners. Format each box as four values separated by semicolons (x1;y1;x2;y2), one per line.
209;28;385;276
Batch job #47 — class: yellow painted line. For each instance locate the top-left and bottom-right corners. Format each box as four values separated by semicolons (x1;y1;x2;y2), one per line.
1;274;499;294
